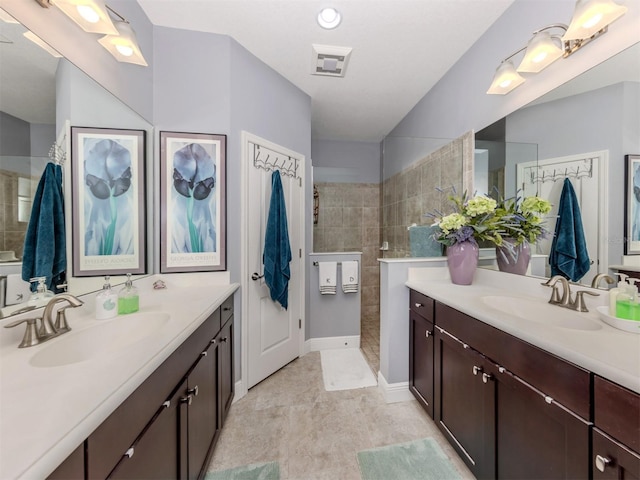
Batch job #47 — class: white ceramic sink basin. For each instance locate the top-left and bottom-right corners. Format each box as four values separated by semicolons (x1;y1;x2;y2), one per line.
29;312;171;368
480;295;602;331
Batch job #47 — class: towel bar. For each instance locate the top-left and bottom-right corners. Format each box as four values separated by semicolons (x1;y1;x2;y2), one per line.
313;261;350;266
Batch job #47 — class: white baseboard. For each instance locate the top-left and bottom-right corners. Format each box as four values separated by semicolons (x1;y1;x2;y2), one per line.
377;372;414;404
232;380;247;403
304;335;361;353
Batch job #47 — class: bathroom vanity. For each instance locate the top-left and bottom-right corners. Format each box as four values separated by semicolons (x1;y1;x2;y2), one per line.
407;268;639;480
0;273;238;479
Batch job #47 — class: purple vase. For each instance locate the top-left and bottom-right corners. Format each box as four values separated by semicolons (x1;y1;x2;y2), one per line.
446;241;479;285
496;239;531;275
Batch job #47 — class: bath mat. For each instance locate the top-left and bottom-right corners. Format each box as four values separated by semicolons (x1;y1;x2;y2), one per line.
320;348;377;391
205;461;279;480
357;438;462;480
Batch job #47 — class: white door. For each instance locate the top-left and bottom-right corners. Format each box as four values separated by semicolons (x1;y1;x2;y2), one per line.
242;133;304;390
517;151;608;286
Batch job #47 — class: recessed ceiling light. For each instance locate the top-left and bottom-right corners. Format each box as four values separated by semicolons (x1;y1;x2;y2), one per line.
317;7;341;29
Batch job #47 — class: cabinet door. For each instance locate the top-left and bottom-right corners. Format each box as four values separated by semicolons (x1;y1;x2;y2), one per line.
409;310;434;417
492;364;590;480
187;341;219;480
218;318;234;426
434;328;495;479
46;444;84;480
108;382;187;480
593;428;640;480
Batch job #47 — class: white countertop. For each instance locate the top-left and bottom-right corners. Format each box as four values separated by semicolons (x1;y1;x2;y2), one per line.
0;273;238;479
406;267;640;395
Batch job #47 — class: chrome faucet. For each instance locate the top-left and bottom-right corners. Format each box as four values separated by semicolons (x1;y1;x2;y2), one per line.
4;293;84;348
543;275;571;306
542;275;599;312
42;293;84;337
591;273;615;289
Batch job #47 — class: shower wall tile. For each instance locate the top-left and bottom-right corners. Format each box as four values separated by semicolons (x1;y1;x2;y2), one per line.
381;133;472;257
313;182;381;322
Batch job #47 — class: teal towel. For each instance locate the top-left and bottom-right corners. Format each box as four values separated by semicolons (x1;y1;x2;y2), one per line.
21;163;67;293
263;171;291;309
549;178;590;282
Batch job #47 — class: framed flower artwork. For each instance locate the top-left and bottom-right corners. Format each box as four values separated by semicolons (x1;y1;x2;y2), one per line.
160;131;227;272
71;126;147;276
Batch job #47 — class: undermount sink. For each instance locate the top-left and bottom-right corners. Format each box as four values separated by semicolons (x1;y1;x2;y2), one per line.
30;312;171;368
480;295;602;331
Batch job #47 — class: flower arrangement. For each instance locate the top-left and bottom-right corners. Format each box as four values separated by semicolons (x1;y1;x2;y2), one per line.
493;194;552;246
426;191;507;247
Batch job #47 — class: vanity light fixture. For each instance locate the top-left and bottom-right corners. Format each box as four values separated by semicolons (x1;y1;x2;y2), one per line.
563;0;627;41
50;0;119;35
516;28;564;73
487;0;627;95
487;59;525;95
317;7;342;29
98;15;148;66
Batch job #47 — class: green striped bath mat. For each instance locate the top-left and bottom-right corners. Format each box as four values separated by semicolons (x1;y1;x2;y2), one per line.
357;438;461;480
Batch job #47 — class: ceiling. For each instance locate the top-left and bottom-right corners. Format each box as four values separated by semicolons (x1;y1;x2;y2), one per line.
137;0;515;143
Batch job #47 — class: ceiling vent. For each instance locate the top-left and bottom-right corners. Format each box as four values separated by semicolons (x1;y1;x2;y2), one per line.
311;44;352;77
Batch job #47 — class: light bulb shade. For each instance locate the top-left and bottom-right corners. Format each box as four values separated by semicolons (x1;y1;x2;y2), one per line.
517;31;564;73
562;0;627;41
487;61;525;95
54;0;118;35
98;21;148;66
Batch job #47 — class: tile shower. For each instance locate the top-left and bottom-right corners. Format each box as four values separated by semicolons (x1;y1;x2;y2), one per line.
312;132;473;373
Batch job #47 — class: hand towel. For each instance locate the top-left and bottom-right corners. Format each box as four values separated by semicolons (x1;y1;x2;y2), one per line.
549;178;590;282
319;261;337;295
341;260;359;293
263;171;292;309
21;163;67;293
5;274;32;306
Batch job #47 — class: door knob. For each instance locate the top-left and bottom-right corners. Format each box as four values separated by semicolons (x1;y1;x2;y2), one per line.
251;272;264;281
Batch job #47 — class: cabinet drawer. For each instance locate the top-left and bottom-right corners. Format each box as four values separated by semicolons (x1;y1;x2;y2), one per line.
435;301;591;420
410;290;434;322
87;311;217;479
221;296;234;327
593;428;640;479
594;376;640;453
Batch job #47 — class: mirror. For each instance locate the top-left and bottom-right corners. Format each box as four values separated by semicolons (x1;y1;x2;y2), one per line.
0;15;153;318
474;42;640;286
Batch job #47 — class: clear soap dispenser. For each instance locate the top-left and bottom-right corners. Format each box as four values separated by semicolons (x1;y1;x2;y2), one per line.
96;276;118;320
118;273;139;314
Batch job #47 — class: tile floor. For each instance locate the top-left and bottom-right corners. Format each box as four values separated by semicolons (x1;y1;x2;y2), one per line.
207;351;475;480
359;314;380;375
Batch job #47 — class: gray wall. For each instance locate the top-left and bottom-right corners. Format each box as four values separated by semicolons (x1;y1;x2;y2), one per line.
311;139;381;183
0;112;30;157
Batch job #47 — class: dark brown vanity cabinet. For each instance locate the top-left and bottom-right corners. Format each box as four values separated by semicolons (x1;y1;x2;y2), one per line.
412;290;593;480
46;294;235;480
434;328;495;479
592;376;640;479
409;290;435;417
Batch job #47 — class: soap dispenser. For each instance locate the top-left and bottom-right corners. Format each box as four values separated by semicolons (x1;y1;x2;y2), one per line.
609;273;629;316
96;276;118;320
118;273;139;314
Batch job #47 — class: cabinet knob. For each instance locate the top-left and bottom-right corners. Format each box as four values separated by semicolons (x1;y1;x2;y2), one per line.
425;330;431;338
187;385;199;397
472;365;483;376
414;303;423;308
482;373;493;384
221;336;228;343
180;395;193;405
595;455;611;472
